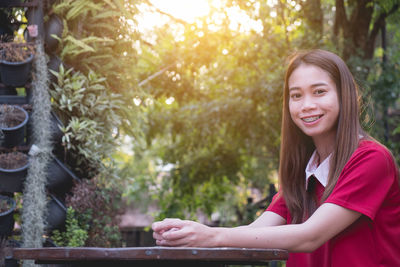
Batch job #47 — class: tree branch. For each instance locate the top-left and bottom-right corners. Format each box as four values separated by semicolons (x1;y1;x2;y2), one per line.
368;3;399;45
334;0;348;35
138;63;175;87
143;0;189;26
365;3;399;59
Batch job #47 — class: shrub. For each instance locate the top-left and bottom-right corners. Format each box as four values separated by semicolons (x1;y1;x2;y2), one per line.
65;176;123;247
51;207;89;247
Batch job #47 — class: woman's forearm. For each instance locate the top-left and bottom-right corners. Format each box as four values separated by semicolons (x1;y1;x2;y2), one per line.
213;223;316;252
214;203;361;252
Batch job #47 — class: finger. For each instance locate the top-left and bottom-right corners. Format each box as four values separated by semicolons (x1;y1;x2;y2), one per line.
157;237;188;247
152;218;184;232
154;227;178;241
162;228;189;241
153;231;164;240
152;219;176;230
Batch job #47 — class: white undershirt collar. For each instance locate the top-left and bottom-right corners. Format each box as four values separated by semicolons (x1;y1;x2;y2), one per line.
305;150;331;189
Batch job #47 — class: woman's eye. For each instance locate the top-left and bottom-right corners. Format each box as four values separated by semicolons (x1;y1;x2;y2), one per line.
315;89;326;95
290;93;301;99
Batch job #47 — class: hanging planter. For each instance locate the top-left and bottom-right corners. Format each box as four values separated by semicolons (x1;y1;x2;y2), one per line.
0;194;16;238
46;194;67;232
47;54;62;86
0;151;29;192
50;111;63;144
0;42;35;87
47;156;80;195
0;105;29;148
44;14;63;53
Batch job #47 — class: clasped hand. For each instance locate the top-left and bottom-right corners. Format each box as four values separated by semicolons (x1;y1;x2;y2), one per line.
152;218;215;247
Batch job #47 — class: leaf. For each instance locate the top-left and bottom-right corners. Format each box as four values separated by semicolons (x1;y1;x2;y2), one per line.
64;36;95;53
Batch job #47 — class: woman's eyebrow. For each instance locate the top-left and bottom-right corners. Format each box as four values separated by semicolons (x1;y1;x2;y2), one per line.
289;86;300;92
289;82;329;91
310;82;328;88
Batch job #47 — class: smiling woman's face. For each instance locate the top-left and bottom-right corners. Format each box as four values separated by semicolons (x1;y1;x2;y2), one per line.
288;63;340;147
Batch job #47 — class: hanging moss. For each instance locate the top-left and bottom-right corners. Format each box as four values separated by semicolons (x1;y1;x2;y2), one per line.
21;37;53;267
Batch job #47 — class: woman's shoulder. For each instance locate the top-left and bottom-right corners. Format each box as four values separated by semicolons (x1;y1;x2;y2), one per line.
355;139;393;158
347;139;397;172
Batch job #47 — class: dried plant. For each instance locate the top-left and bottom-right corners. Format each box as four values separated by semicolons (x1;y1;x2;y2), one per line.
0;152;28;170
0;41;35;62
0;105;26;129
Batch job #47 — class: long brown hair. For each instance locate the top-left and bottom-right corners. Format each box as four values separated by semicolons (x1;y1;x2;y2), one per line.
279;49;367;223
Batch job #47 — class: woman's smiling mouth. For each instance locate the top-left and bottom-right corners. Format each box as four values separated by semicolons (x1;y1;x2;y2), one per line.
302;115;322;123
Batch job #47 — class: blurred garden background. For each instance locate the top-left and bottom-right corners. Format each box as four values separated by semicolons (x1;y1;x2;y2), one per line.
2;0;399;248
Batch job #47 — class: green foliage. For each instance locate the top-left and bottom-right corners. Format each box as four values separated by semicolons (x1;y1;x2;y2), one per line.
49;0;144;248
50;65;124;177
51;207;89;247
52;0;142;137
120;1;289;221
368;59;400;164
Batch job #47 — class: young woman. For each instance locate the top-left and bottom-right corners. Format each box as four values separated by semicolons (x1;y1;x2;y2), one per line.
152;49;400;267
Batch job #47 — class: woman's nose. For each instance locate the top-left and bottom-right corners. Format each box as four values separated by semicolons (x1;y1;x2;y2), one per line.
301;95;317;111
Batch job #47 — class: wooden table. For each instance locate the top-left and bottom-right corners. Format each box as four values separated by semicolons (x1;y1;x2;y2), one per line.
9;247;288;266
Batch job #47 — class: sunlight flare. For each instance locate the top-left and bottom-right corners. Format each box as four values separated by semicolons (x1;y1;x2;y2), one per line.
149;0;210;23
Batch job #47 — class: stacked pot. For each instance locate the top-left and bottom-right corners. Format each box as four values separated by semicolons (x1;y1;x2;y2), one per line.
0;3;77;240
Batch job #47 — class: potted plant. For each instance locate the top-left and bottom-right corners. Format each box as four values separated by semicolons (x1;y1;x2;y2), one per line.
0;104;29;148
0;194;16;238
0;151;29;193
0;41;35;87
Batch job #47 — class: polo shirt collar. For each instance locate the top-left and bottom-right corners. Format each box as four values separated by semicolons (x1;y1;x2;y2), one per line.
305;150;331;189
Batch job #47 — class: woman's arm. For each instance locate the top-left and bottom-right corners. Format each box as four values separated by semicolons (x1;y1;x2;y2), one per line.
152;210;286;245
152;203;361;252
248;211;286;227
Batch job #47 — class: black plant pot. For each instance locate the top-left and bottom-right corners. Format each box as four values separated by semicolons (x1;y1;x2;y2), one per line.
4;239;21;267
0;53;34;87
0;1;22;7
46;194;67;231
0;105;29;148
0;194;16;238
0;158;29;193
48;54;62;86
50;111;64;144
44;14;63;53
47;156;79;195
0;84;17;95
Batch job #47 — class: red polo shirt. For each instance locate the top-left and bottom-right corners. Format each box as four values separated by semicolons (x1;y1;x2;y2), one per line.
267;140;400;267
